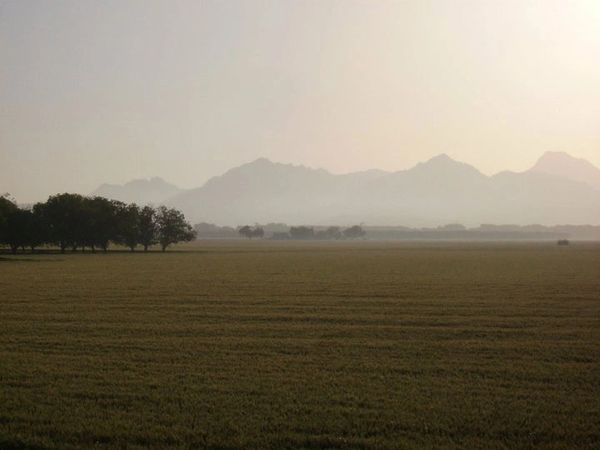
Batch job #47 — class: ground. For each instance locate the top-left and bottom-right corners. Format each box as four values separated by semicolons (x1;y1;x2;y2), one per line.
1;241;599;449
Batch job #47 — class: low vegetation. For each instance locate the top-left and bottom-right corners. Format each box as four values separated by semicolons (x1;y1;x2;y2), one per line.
194;222;600;241
1;241;599;449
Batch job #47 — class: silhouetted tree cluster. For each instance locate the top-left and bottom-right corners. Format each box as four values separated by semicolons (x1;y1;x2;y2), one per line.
316;226;342;240
0;194;195;254
289;226;314;240
266;225;365;240
238;225;265;239
343;225;366;239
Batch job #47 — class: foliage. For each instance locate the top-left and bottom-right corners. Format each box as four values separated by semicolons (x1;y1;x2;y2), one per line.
343;225;366;239
289;226;314;240
0;194;194;253
315;226;342;240
0;195;18;248
238;225;264;239
139;205;158;251
155;206;196;251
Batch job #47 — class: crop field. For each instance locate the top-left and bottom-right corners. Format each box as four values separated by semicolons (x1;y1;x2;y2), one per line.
1;241;599;449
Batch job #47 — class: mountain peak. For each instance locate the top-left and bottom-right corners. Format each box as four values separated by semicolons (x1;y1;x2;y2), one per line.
414;153;477;171
535;151;585;165
429;153;453;162
419;153;463;167
530;151;600;189
92;177;182;204
232;157;331;177
248;157;275;166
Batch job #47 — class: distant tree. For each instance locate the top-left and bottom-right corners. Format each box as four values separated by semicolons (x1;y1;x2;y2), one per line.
438;223;466;231
316;226;342;240
343;225;366;239
138;206;157;251
116;203;140;251
262;223;289;235
155;206;196;251
289;226;314;240
4;207;29;254
86;197;122;252
25;206;47;252
194;222;238;239
251;226;264;239
238;225;253;239
0;195;18;249
237;225;265;239
41;193;87;253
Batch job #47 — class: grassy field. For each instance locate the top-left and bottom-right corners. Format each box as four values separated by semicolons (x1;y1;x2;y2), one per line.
1;241;599;449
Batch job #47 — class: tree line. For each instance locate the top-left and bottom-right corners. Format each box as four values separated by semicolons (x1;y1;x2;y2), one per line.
238;225;366;240
0;193;195;254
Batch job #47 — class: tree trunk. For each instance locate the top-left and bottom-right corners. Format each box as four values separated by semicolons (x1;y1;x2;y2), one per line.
144;244;149;252
10;245;18;255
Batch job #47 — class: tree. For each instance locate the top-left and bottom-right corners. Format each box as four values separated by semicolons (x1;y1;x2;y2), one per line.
43;193;87;253
87;197;122;252
289;226;314;240
0;195;18;249
155;206;196;251
115;203;140;251
1;194;194;254
251;226;264;239
316;226;342;240
4;206;28;254
343;225;366;239
138;206;157;251
239;225;264;239
239;225;253;239
24;206;46;252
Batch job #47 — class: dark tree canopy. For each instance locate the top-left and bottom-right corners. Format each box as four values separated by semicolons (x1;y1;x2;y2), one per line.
138;206;158;251
343;225;366;239
316;226;342;240
289;226;314;240
238;225;264;239
0;196;18;249
116;203;140;251
238;225;253;239
155;206;196;252
0;194;194;254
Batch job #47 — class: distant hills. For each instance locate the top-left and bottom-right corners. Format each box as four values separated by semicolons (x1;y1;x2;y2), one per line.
92;177;183;206
529;151;600;190
92;152;600;226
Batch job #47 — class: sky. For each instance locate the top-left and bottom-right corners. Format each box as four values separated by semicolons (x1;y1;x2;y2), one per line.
1;0;599;202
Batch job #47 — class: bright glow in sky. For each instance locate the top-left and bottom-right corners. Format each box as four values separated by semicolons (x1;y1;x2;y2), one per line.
1;0;599;202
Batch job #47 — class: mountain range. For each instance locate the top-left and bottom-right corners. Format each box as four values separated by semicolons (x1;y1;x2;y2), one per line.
92;177;183;206
92;152;600;226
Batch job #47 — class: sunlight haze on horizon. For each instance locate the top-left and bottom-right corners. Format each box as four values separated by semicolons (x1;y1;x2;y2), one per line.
1;0;599;202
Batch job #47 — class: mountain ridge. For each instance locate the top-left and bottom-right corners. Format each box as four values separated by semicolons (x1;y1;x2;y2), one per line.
91;177;183;205
91;153;600;226
528;151;600;189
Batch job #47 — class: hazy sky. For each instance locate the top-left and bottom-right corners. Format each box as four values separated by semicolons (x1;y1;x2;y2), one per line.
1;0;599;202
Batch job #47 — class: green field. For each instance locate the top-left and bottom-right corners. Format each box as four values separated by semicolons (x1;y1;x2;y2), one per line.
1;241;599;449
